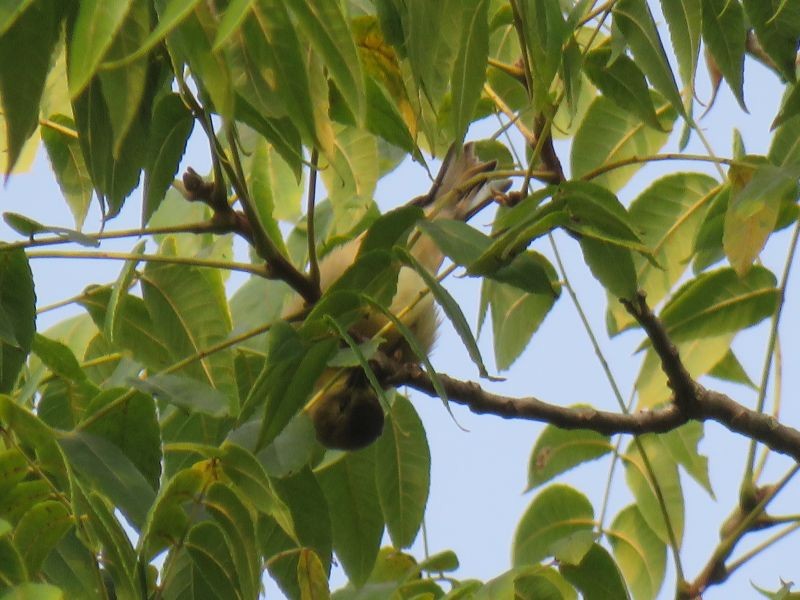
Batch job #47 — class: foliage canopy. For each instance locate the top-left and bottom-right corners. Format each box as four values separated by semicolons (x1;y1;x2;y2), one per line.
1;1;800;599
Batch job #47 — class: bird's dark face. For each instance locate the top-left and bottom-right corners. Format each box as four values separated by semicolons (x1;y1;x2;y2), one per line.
310;383;384;451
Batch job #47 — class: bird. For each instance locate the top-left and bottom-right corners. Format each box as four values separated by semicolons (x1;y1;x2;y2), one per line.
285;144;509;450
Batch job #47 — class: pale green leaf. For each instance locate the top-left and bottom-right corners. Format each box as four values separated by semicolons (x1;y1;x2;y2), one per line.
623;436;684;547
660;422;714;497
13;501;72;575
513;485;595;566
609;505;665;600
67;0;133;98
660;0;702;92
527;423;614;490
612;0;684;118
572;95;676;192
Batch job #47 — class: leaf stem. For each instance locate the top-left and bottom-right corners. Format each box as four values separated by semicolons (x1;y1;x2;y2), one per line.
26;250;266;276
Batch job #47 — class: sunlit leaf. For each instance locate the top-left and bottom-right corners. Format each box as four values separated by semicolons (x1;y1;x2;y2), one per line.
608;505;666;600
513;485;595;566
527;423;613;490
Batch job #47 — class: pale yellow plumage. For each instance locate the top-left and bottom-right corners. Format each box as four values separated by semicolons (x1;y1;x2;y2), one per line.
285;144;507;449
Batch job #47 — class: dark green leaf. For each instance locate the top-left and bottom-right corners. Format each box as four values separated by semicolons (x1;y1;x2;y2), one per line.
287;0;365;124
660;0;702;91
13;501;72;575
451;0;488;145
143;93;194;224
41;116;93;229
701;0;746;110
560;543;630;600
58;431;156;529
0;0;61;174
132;373;230;418
0;248;35;393
613;0;685;117
185;521;241;598
375;395;431;549
584;45;663;131
743;0;800;82
317;448;383;585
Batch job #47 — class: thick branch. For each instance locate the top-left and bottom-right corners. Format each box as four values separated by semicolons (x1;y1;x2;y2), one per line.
381;361;800;463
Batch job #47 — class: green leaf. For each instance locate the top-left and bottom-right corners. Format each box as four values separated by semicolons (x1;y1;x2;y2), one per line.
41;529;101;599
249;0;317;145
660;0;702;92
560;543;630;600
609;173;719;333
0;248;35;393
286;0;365;124
527;423;613;491
72;77;146;217
271;468;333;573
422;219;560;296
0;0;61;175
579;237;638;300
204;482;261;600
483;280;557;370
0;0;36;36
185;520;241;598
132;373;230;418
143;93;194;224
708;349;756;389
3;213;98;247
75;488;137;598
58;431;156;529
608;505;666;600
297;548;331;600
317;449;383;585
139;467;205;560
623;436;684;547
451;0;488;145
13;501;72;575
513;485;595;566
97;0;150;157
742;0;800;82
218;442;294;534
660;422;714;497
81;388;162;490
141;237;237;404
701;0;746;110
40;116;93;230
612;0;685;117
636;334;733;408
375;395;431;549
657;266;778;342
724;163;800;275
211;0;254;50
359;206;423;257
418;550;460;574
116;0;203;69
571;95;676;192
79;286;173;372
398;248;494;379
241;322;336;448
772;83;800;130
518;0;570;104
583;45;663;131
0;448;28;495
104;240;145;346
67;0;133;98
0;583;64;600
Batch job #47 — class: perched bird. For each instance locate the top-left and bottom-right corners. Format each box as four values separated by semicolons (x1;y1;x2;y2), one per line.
287;144;508;450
